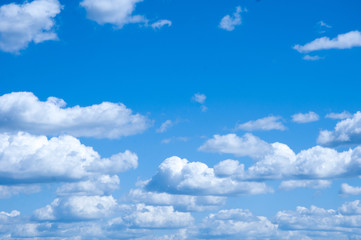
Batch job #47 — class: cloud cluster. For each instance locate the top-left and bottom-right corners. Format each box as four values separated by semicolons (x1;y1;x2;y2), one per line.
0;92;150;138
318;111;361;146
294;30;361;53
291;111;319;123
0;0;62;53
236;116;286;131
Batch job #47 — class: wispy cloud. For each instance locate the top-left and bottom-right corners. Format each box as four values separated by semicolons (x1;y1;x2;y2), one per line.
292;111;319;123
219;6;243;31
236;116;286;131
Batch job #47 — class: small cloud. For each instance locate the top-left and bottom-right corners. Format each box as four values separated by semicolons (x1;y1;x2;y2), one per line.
192;93;206;104
340;183;361;197
291;111;319;123
161;137;189;144
236;116;286;131
319;20;332;29
219;6;243;31
303;55;324;61
157;120;173;133
151;19;172;29
325;111;351;120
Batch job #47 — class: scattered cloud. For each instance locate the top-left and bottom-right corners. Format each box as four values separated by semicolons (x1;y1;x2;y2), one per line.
0;92;150;138
219;6;243;31
161;136;188;144
80;0;146;28
0;132;137;184
157;120;173;133
145;156;273;196
294;30;361;53
325;111;352;120
303;55;324;61
0;185;41;199
236;116;286;131
291;111;319;123
0;0;62;53
318;111;361;146
192;93;206;104
279;180;331;190
319;21;332;29
340;183;361;196
151;19;172;29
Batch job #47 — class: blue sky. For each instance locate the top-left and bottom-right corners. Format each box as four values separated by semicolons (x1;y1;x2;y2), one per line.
1;0;361;239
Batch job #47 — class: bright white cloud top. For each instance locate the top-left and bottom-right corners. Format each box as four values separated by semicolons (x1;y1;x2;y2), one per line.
236;116;286;131
294;30;361;53
0;92;150;138
0;0;62;53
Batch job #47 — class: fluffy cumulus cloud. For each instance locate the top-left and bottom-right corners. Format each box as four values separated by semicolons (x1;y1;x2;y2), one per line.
0;92;149;138
318;111;361;146
80;0;146;28
0;131;138;183
192;93;206;104
291;111;319;123
0;0;62;53
236;116;286;131
294;30;361;53
144;156;272;196
197;208;279;239
199;133;273;159
219;6;243;31
340;183;361;196
34;195;117;221
126;189;226;212
199;133;361;181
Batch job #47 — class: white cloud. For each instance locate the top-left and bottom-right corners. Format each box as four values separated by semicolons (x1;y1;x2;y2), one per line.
340;183;361;196
157;120;173;133
113;204;194;229
325;111;352;120
199;133;273;159
34;195;117;221
192;93;206;104
303;55;323;61
279;180;331;190
219;6;243;31
80;0;146;28
294;30;361;53
0;0;62;53
0;92;149;138
318;111;361;146
236;116;286;131
291;111;319;123
151;19;172;29
0;185;41;198
197;208;278;239
319;21;331;29
56;175;120;196
0;132;137;183
200;133;361;181
127;189;226;212
145;156;273;196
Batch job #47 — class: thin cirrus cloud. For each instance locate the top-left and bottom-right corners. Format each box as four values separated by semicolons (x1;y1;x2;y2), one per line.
0;0;62;53
291;111;319;123
236;116;286;131
294;30;361;53
318;111;361;146
0;92;150;139
0;131;138;184
156;120;173;133
219;6;243;31
200;133;361;181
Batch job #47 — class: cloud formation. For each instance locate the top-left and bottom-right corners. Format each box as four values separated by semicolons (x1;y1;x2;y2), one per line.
0;132;138;184
318;111;361;146
291;111;319;123
294;30;361;53
325;111;351;120
219;6;243;31
236;116;286;131
0;0;62;53
151;19;172;29
0;92;149;138
340;183;361;196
